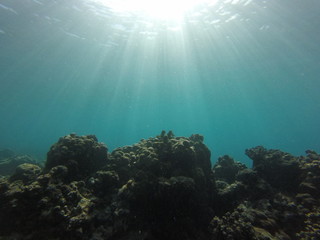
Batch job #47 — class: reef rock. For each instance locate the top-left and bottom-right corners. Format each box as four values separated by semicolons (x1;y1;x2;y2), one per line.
0;133;320;240
0;171;93;239
212;147;320;239
45;134;108;180
0;131;217;240
0;150;38;176
213;156;273;214
213;155;246;183
106;131;216;239
245;146;301;193
10;163;42;183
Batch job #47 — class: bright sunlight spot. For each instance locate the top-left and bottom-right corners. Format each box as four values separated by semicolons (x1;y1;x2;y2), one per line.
96;0;217;21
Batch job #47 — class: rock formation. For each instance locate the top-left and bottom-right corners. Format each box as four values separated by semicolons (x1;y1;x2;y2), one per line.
0;132;319;239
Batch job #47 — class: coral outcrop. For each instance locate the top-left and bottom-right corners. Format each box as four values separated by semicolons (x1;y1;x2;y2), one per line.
105;131;216;239
45;134;108;180
211;146;320;239
0;132;215;240
245;146;301;193
0;133;319;240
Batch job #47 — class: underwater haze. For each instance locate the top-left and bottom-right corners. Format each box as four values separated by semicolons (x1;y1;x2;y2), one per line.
0;0;319;165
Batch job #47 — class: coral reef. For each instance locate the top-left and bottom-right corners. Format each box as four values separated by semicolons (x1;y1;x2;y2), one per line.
0;133;319;239
45;134;108;180
211;147;320;239
245;146;301;193
102;131;216;239
213;155;246;183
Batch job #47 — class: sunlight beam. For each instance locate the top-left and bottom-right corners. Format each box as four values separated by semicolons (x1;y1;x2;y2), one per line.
96;0;218;21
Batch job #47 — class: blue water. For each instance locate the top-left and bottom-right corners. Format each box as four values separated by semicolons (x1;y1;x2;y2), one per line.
0;0;319;166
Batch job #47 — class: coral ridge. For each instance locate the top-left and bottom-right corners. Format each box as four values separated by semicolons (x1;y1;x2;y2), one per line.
0;132;319;240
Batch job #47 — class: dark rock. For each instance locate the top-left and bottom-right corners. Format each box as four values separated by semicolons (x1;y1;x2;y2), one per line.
213;155;246;183
0;133;320;240
209;203;257;240
10;163;42;183
296;193;317;209
88;170;119;196
236;169;273;200
299;151;320;196
107;131;216;239
48;165;69;183
0;170;93;239
0;154;38;176
298;182;319;197
190;134;204;143
215;181;247;213
305;149;320;161
236;168;259;185
245;146;301;193
45;134;108;180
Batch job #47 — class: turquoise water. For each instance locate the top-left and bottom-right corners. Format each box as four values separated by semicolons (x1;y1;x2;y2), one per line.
0;0;319;165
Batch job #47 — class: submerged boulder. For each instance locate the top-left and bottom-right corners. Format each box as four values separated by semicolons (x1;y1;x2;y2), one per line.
10;163;41;183
0;171;93;239
45;134;108;180
213;155;246;184
245;146;301;193
107;130;216;239
0;151;38;176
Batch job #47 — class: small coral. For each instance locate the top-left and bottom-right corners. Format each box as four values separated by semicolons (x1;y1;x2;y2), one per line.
209;203;256;240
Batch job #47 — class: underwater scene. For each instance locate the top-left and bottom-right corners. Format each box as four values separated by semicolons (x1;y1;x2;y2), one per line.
0;0;320;239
